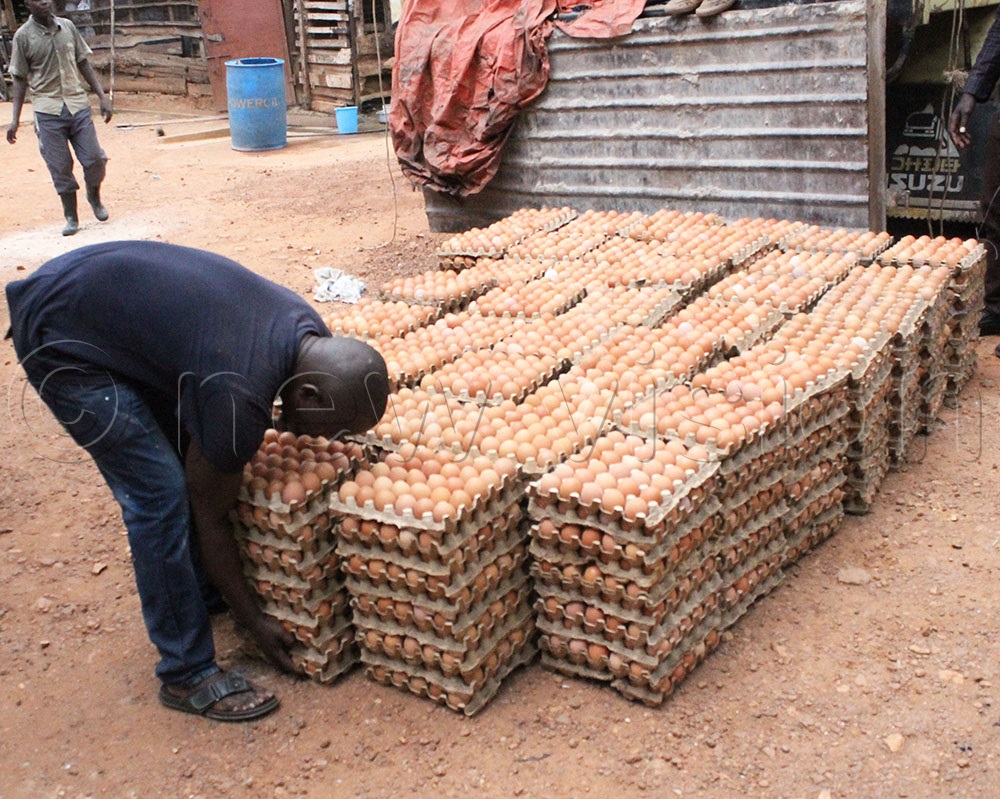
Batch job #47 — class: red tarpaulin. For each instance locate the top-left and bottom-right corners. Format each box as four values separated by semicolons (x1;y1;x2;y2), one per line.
390;0;649;197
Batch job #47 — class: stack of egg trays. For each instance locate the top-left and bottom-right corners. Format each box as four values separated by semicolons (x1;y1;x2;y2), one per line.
943;249;986;404
528;449;729;703
887;300;931;467
234;489;358;684
330;456;536;715
843;333;895;514
777;382;852;564
917;275;959;429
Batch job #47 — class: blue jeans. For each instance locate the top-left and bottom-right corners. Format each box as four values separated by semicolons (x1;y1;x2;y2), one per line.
23;366;216;685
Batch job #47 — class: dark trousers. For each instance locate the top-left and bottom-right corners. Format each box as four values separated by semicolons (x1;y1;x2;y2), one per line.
34;105;108;196
982;112;1000;317
18;363;217;686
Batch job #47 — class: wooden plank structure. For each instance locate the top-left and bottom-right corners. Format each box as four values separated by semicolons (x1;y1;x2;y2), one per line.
286;0;393;111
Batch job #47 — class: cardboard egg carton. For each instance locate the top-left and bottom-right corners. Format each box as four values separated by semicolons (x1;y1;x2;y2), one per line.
778;227;893;263
530;494;722;571
289;623;359;684
237;519;337;558
623;210;724;242
329;462;525;537
468;281;588;319
326;300;444;339
356;597;533;681
504;231;608;263
556;208;647;238
418;352;570;407
338;502;525;573
352;574;530;647
435;207;578;259
782;471;847;556
361;616;537;715
528;457;720;540
538;578;722;681
237;532;339;582
608;616;724;706
338;512;526;582
534;562;721;653
379;278;497;311
529;509;725;598
844;451;891;516
343;538;529;608
876;238;983;270
267;592;353;647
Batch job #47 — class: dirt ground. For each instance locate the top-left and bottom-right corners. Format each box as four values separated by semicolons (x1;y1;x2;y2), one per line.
1;94;998;799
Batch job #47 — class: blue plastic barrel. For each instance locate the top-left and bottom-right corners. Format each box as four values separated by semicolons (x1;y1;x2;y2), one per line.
225;58;287;151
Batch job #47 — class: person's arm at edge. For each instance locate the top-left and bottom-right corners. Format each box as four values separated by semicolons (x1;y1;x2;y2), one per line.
77;59;113;122
185;438;296;673
950;15;1000;149
6;76;28;144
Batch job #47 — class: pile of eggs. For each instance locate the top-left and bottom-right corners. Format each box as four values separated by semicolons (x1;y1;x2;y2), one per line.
778;225;893;259
336;449;519;523
559;208;647;237
326;298;441;340
876;234;980;268
627;209;722;241
380;268;495;305
470;276;586;317
243;430;364;509
437;206;575;256
708;250;857;312
419;345;563;403
534;431;712;522
506;231;607;261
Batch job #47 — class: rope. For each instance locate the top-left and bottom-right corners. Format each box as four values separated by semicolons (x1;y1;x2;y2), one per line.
361;0;398;250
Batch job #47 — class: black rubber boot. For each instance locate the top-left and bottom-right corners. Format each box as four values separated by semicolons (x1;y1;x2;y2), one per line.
59;192;79;236
86;183;109;222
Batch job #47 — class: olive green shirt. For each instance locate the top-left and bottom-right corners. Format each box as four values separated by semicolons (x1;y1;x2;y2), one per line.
9;16;93;116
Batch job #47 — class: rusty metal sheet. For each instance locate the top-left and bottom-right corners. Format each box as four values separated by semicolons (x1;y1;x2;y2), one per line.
197;0;293;109
424;0;880;233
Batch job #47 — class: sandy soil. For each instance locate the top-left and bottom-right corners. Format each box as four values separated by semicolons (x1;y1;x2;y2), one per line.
1;94;998;799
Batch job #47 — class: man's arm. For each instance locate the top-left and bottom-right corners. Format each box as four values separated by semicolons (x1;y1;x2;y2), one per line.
950;14;1000;149
77;59;113;123
6;76;27;144
185;438;296;673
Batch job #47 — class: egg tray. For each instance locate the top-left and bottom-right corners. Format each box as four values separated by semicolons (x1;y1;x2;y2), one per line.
378;281;496;313
846;406;891;460
436;208;579;256
943;352;977;406
349;559;529;641
352;574;530;649
255;573;348;618
782;474;847;553
337;513;527;582
888;420;921;468
608;620;725;707
328;465;525;536
418;355;571;408
529;500;782;623
782;494;845;561
781;446;847;503
356;598;533;681
337;502;525;572
778;229;893;263
328;302;445;340
270;598;354;648
469;284;588;320
291;630;359;684
844;458;890;515
237;534;339;582
876;242;985;271
529;505;728;595
237;518;338;559
530;541;718;624
538;578;721;674
533;562;721;651
245;554;343;600
234;488;332;533
504;231;608;263
529;494;722;572
361;618;537;716
716;306;789;355
343;538;528;609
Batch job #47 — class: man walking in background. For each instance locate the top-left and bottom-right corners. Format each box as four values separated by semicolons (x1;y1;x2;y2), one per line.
6;0;113;236
950;11;1000;358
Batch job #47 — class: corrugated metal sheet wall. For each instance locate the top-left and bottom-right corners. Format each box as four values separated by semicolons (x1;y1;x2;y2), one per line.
424;0;879;233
